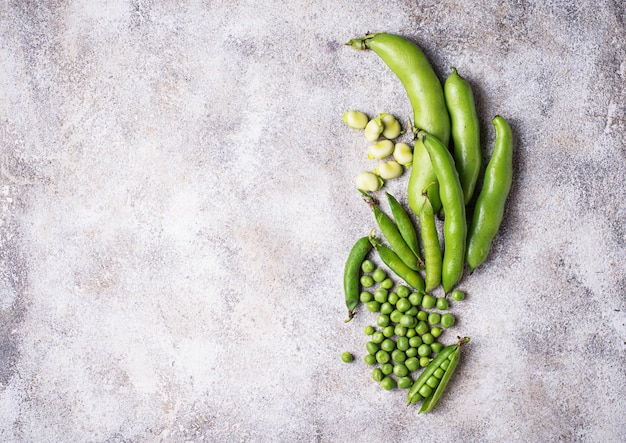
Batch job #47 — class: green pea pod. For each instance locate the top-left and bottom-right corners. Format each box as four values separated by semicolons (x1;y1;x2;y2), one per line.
373;205;421;271
370;237;425;293
347;33;450;215
419;347;461;413
406;342;458;405
419;196;442;292
386;192;424;268
419;131;467;293
444;67;481;204
343;236;373;321
466;116;513;272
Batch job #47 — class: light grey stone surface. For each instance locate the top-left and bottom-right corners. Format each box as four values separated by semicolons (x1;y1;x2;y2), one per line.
1;1;625;441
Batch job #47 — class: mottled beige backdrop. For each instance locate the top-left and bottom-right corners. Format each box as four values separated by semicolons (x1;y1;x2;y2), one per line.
1;1;625;441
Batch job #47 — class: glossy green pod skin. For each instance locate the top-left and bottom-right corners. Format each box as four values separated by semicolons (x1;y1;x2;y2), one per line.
465;116;513;272
373;205;421;271
347;33;450;215
407;336;469;409
407;342;458;404
386;192;423;267
444;67;481;204
410;139;442;214
419;131;467;293
419;346;460;413
419;196;442;292
370;237;425;293
343;236;373;321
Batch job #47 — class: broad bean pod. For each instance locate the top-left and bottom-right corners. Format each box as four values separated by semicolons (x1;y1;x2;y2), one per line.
465;116;513;272
444;67;481;204
347;33;450;215
419;130;467;293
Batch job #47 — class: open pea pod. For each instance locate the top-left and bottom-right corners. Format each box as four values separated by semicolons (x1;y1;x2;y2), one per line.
419;348;460;413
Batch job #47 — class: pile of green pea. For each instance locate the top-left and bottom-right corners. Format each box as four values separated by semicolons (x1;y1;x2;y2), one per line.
345;258;464;391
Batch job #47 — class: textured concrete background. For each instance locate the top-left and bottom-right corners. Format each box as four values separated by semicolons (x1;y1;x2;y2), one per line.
1;0;625;441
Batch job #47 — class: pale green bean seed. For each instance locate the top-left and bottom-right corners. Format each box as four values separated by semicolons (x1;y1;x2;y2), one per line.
355;171;383;192
381;113;402;139
374;160;404;180
393;142;413;166
364;117;383;142
368;140;394;159
374;288;388;303
436;297;449;310
364;354;376;365
342;110;369;129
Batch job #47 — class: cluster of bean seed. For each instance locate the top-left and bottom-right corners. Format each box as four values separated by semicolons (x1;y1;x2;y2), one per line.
342;110;414;192
342;257;463;391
